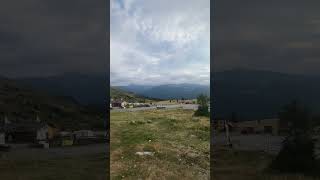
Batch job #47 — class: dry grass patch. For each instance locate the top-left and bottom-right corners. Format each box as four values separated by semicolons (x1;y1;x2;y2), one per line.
212;147;320;180
110;109;209;179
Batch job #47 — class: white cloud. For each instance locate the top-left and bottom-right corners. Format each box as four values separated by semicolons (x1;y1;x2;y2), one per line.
111;0;210;86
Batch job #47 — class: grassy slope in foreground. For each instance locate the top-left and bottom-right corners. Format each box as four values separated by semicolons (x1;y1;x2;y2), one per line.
110;109;210;180
212;147;318;180
0;153;108;180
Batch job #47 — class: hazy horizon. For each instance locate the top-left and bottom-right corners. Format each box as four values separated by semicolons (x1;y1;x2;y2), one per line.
111;82;210;87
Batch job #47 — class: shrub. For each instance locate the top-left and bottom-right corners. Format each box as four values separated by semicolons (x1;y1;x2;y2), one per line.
270;134;317;175
194;94;210;117
194;105;209;117
270;101;318;176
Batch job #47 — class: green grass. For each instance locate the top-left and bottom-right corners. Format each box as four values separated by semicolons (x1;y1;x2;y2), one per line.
110;87;153;103
0;153;108;180
110;109;210;180
212;147;320;180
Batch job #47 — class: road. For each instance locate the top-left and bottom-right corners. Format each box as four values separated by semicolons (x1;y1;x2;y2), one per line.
111;104;199;112
1;143;108;160
213;133;320;157
213;134;284;154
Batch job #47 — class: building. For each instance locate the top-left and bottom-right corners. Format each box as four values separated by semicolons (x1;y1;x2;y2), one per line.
60;131;74;146
180;100;193;104
236;118;284;135
213;119;226;131
94;131;108;138
36;123;59;148
111;100;127;108
0;116;59;145
130;103;150;108
0;128;5;145
213;119;235;132
0;127;10;151
47;123;59;139
48;131;74;147
73;130;95;139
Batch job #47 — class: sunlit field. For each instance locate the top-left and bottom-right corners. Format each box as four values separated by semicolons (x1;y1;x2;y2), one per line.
110;108;210;180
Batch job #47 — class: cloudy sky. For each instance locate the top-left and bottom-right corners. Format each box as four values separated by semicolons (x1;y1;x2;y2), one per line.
214;0;320;76
110;0;210;86
0;0;106;78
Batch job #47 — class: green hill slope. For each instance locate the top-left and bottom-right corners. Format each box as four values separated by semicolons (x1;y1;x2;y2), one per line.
110;87;151;103
0;77;104;130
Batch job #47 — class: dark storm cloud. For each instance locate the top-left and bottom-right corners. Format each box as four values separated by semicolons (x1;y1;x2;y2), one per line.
214;0;320;75
0;0;106;78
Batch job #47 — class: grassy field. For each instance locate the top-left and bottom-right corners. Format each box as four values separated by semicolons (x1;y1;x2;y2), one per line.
0;153;108;180
212;147;320;180
110;108;210;180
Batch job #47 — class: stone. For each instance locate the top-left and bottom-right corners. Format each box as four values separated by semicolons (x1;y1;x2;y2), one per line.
135;151;155;156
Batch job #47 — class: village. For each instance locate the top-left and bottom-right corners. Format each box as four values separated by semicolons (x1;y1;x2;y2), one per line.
213;117;320;156
0;115;107;151
110;98;198;109
214;118;289;136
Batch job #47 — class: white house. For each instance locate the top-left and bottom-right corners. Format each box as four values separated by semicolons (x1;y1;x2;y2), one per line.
35;116;50;148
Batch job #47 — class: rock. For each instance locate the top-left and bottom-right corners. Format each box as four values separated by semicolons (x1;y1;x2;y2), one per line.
129;120;136;124
147;120;152;123
187;152;198;158
135;151;155;156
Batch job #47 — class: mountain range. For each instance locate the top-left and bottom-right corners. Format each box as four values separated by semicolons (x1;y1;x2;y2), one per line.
12;70;320;120
213;69;320;120
116;83;210;100
18;73;209;104
17;73;107;108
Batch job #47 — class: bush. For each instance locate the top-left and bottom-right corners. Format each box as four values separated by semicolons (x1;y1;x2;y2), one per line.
270;134;317;175
194;94;210;117
270;101;319;176
194;105;209;117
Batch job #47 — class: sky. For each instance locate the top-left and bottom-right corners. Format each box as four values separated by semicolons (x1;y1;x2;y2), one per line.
0;0;106;78
214;0;320;76
110;0;210;86
2;0;318;82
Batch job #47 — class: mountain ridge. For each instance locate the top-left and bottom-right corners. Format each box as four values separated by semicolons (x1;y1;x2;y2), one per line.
0;76;105;130
118;83;210;100
16;73;107;106
110;87;153;102
213;69;320;120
